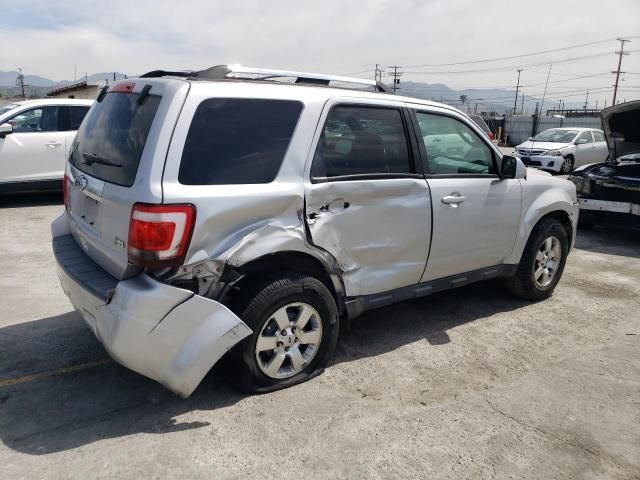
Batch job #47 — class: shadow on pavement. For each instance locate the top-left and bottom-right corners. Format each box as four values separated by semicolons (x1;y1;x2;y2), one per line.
575;226;639;258
0;191;63;209
0;279;528;455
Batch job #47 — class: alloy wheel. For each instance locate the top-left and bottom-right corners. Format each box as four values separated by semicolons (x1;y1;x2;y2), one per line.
533;236;562;288
254;302;323;379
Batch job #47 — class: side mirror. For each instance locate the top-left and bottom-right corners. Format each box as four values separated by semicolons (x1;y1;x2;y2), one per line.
0;123;13;138
501;155;526;180
528;136;534;141
575;138;588;145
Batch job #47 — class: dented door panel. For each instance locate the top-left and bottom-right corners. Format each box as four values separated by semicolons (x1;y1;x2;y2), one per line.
305;179;431;296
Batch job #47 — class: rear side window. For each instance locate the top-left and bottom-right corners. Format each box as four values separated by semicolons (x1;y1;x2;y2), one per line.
179;98;303;185
311;105;412;179
69;92;161;187
59;106;90;131
593;130;605;142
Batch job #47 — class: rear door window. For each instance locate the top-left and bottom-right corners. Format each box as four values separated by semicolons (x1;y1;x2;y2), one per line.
69;92;161;187
592;130;605;142
58;106;91;131
179;98;303;185
311;105;413;179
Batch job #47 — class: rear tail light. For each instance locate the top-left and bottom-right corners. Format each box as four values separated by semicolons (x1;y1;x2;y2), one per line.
128;203;196;268
63;174;70;210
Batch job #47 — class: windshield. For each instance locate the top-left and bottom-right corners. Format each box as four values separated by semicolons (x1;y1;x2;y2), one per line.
69;91;161;187
0;104;21;118
533;129;579;143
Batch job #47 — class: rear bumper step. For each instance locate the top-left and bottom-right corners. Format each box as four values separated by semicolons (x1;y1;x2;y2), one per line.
51;212;252;397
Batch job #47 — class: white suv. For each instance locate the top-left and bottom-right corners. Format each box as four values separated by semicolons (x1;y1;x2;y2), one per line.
0;98;93;193
514;127;609;174
52;66;578;397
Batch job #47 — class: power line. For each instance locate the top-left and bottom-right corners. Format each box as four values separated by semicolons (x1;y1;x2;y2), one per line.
403;51;618;75
340;68;373;76
403;38;618;68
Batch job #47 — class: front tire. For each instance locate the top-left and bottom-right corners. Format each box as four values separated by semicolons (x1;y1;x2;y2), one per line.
227;273;339;393
506;218;569;300
559;155;574;175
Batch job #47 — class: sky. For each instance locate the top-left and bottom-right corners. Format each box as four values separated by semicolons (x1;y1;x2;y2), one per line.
1;0;639;107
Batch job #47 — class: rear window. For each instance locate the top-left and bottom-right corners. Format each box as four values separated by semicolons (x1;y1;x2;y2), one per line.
178;98;303;185
69;92;161;187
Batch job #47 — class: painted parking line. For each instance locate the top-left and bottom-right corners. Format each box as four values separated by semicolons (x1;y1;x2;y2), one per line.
0;358;113;388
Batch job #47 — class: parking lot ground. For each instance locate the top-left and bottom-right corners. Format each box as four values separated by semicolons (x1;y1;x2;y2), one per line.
0;193;639;479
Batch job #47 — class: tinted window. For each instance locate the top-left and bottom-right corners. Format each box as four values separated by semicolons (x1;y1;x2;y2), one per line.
58;106;91;131
415;112;495;175
179;98;303;185
10;107;58;132
577;131;593;143
311;106;412;179
592;130;605;142
69;92;161;187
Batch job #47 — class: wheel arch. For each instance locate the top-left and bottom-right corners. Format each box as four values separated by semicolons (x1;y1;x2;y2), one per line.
507;188;577;265
225;250;346;315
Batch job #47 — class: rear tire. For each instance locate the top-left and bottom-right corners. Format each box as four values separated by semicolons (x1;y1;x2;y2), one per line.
227;272;339;393
506;218;569;300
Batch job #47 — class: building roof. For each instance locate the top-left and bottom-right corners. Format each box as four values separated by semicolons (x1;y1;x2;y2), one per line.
46;80;103;97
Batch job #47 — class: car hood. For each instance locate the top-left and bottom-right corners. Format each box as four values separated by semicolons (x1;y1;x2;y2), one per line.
516;140;569;151
600;100;640;162
526;167;552;177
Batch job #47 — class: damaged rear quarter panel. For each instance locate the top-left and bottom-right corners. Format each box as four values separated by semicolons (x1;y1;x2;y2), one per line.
160;83;339;285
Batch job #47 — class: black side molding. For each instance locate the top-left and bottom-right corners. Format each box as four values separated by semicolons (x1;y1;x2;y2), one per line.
344;264;518;319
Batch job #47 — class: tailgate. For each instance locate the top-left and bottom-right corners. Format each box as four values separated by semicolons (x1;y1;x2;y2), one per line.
66;78;190;279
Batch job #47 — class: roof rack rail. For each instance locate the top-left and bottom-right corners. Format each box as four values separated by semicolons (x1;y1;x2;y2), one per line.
140;65;393;93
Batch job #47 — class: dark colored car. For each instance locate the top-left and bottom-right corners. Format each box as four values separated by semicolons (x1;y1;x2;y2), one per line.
569;100;640;230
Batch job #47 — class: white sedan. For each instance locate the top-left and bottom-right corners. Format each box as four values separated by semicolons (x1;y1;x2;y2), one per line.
514;127;609;174
0;98;93;193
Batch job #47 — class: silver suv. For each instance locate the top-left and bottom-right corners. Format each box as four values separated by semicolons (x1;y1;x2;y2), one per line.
52;65;579;397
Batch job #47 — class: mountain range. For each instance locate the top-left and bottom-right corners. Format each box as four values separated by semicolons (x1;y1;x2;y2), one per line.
0;70;579;113
0;71;128;99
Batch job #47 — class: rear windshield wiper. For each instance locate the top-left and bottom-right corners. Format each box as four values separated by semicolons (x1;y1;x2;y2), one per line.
82;152;122;167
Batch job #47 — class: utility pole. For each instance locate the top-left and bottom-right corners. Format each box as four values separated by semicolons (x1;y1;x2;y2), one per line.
16;68;25;99
388;66;402;93
612;37;630;105
374;64;385;82
583;90;589;110
520;90;525;114
513;68;522;115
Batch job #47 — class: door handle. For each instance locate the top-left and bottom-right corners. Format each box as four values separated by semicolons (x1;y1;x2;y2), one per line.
45;141;62;147
441;194;466;205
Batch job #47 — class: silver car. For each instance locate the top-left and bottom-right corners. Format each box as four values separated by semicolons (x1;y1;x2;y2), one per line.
52;65;579;397
515;127;609;174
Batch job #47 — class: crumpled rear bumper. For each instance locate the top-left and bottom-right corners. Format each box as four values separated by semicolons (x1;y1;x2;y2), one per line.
52;213;252;397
